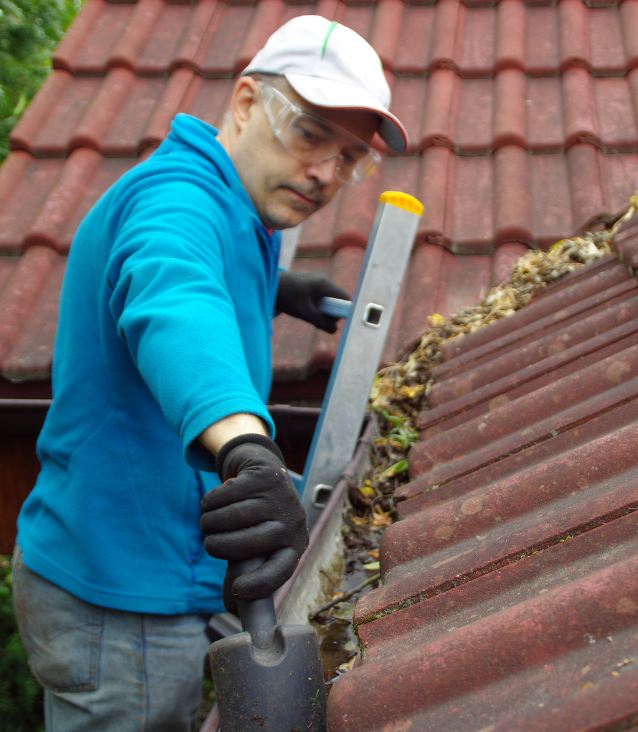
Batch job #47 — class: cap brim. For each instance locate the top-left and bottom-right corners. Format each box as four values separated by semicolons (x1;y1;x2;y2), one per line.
285;73;408;153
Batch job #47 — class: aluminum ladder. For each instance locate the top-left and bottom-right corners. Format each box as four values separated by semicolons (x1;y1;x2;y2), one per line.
294;191;423;529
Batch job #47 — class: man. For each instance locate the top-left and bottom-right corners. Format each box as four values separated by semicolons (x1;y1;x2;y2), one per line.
12;15;407;731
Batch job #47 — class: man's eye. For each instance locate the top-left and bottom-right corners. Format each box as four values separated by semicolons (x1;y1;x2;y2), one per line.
342;149;366;165
296;125;323;145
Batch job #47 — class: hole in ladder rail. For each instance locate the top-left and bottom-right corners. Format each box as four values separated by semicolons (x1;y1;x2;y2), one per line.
363;303;384;329
313;484;334;508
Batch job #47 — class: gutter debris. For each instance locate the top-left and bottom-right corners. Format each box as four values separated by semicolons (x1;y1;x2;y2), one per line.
311;196;638;678
366;195;638;494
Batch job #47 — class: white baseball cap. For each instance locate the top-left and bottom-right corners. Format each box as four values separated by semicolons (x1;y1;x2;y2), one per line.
242;15;408;153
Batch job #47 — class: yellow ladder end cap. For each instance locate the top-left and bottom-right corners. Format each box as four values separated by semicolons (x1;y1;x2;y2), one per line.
379;191;424;216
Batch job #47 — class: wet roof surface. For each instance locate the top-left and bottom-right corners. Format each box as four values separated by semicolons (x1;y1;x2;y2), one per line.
2;0;638;388
326;226;638;731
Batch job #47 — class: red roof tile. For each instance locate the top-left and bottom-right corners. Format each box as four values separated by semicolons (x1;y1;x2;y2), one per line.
2;0;638;390
327;246;638;730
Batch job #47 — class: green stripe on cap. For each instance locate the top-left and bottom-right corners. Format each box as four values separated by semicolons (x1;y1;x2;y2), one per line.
321;21;339;59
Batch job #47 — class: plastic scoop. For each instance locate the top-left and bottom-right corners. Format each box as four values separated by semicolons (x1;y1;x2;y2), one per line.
209;557;327;731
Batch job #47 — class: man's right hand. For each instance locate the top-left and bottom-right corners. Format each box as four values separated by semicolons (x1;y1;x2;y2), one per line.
200;434;308;614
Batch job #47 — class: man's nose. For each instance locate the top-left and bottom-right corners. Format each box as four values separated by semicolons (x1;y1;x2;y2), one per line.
305;155;340;186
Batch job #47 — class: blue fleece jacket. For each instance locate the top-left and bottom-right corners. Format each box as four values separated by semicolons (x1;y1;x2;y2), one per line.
17;114;280;615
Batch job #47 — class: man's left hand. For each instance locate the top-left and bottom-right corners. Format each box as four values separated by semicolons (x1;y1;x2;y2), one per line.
276;270;350;333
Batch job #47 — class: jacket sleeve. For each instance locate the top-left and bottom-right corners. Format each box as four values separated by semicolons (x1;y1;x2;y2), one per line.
105;170;275;472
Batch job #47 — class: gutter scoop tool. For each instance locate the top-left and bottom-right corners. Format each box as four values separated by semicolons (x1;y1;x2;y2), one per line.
209;557;326;731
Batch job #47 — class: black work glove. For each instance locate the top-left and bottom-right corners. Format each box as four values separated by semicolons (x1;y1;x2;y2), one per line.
276;270;350;334
200;434;309;614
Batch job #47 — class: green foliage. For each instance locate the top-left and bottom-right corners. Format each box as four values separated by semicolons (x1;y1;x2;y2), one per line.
202;674;216;704
376;409;419;451
0;0;83;161
0;556;44;732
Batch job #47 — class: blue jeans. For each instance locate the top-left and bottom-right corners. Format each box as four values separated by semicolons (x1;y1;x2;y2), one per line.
12;546;212;732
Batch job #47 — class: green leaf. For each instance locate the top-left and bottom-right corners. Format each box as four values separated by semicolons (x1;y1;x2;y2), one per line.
0;0;83;162
331;602;355;621
0;555;44;729
380;459;409;479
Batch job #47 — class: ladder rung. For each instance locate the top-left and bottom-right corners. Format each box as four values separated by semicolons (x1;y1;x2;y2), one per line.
319;297;352;320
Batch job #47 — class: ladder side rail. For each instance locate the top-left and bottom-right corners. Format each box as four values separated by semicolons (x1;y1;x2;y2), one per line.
299;197;421;528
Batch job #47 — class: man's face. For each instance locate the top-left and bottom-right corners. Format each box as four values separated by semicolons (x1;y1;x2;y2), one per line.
229;78;379;230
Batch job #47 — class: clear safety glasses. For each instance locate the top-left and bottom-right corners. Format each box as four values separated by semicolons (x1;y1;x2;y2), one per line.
258;82;381;186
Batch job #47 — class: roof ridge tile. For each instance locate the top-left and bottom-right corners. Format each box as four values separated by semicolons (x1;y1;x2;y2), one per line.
107;0;165;73
360;509;638;660
70;67;137;153
567;143;607;232
400;397;638;520
0;152;34;206
391;421;638;573
9;71;73;154
436;281;637;399
417;146;450;245
558;0;592;73
562;66;600;149
393;4;435;75
235;0;285;73
421;68;456;149
594;76;638;153
369;0;405;73
493;144;533;244
620;0;638;71
430;0;462;73
333;552;638;730
532;251;619;300
490;240;529;285
52;0;106;73
396;244;445;357
170;0;220;73
494;0;526;73
70;2;133;77
2;257;67;383
0;246;60;369
333;160;384;248
139;68;195;152
430;294;638;407
446;154;495;253
366;466;638;617
197;3;254;77
316;0;340;22
25;149;103;253
409;351;638;489
457;3;496;77
0;159;66;255
437;263;631;372
178;75;233;131
426;317;638;429
493;69;528;150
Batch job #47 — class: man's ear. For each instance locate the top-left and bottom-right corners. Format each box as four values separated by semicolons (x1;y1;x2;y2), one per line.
229;76;260;134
